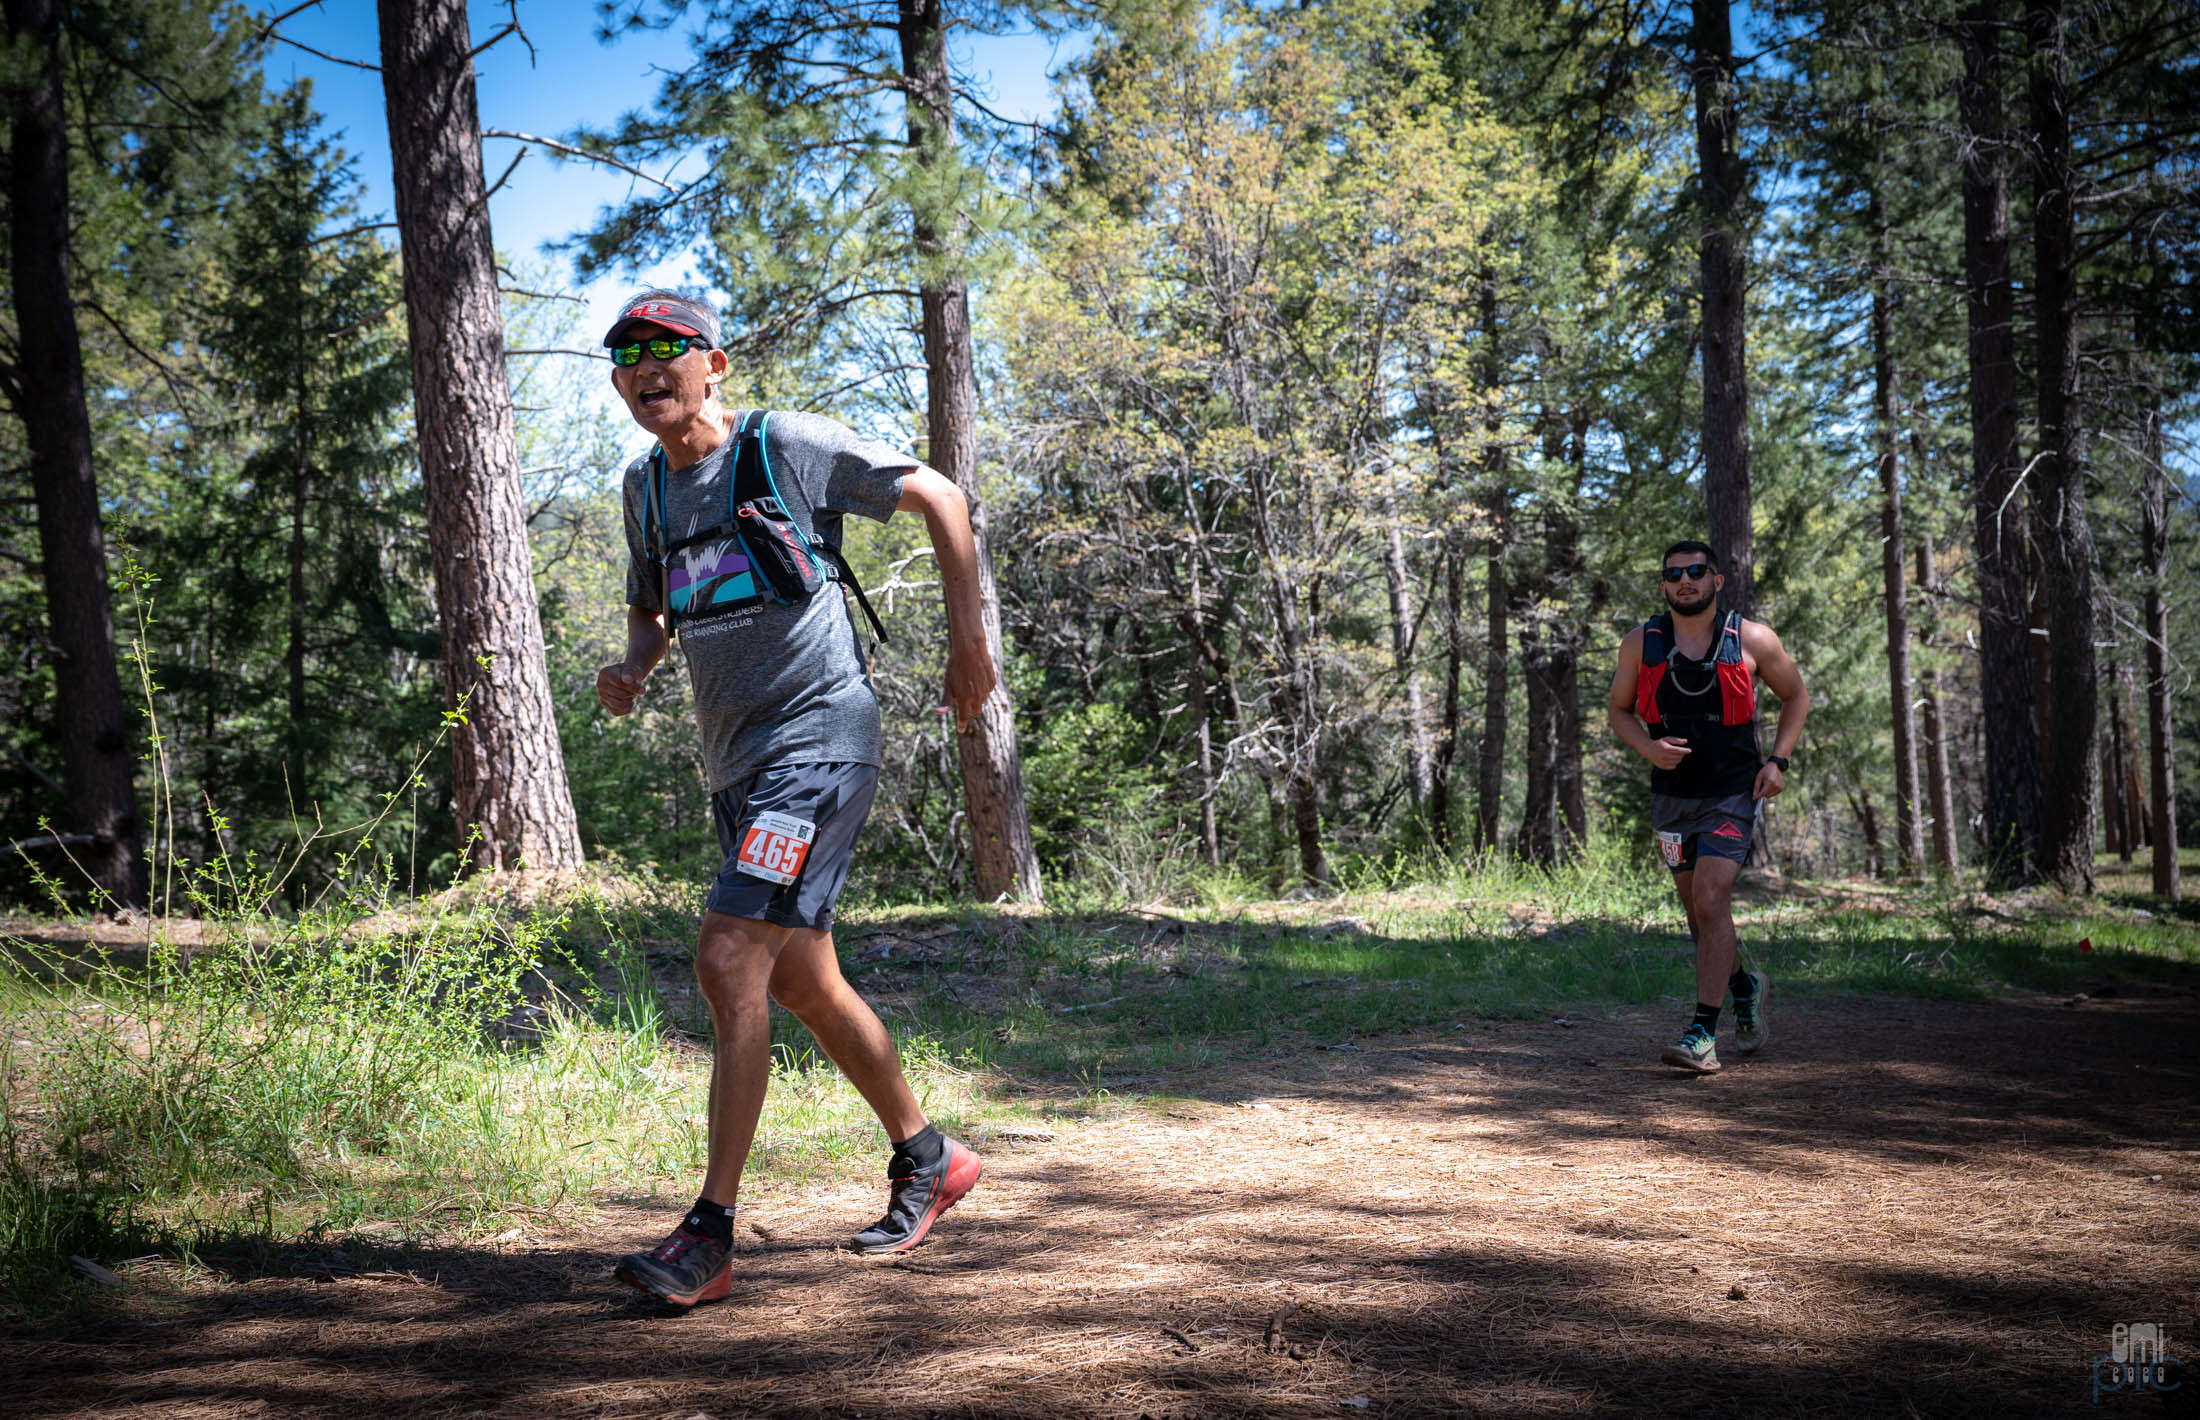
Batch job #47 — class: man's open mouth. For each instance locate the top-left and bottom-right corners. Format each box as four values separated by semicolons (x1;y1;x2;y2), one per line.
638;388;673;409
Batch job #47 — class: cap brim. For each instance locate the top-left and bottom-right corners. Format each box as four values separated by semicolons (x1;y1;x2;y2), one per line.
604;316;705;346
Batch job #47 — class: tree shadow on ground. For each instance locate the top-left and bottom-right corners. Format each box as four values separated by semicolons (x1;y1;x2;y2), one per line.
6;982;2193;1418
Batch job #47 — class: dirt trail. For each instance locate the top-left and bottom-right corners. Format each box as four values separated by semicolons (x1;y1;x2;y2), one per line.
7;992;2196;1418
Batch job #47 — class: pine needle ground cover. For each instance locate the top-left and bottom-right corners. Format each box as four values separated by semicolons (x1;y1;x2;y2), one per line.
2;854;2194;1416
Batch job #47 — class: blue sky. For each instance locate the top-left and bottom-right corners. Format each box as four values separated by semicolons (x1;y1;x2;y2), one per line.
267;0;1081;310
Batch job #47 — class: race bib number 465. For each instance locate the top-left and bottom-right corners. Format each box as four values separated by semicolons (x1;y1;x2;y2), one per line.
737;811;816;885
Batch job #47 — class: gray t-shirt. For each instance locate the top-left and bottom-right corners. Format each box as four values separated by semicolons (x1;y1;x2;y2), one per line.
623;409;911;792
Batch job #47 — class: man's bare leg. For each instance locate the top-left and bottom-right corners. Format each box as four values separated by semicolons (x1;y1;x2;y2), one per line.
1686;856;1743;1009
767;928;927;1141
695;909;791;1205
767;928;979;1253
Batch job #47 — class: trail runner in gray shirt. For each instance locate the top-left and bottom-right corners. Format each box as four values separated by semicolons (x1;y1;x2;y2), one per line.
592;290;992;1306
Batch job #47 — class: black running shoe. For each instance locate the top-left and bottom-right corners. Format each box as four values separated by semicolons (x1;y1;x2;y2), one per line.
614;1224;732;1307
850;1135;983;1255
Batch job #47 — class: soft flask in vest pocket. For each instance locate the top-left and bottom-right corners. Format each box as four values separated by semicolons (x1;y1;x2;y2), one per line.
736;497;829;604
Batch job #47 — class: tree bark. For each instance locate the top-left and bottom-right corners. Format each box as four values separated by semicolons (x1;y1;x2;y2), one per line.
1693;0;1754;618
1427;411;1464;853
1956;0;2044;887
4;0;147;909
2119;667;2145;856
1847;786;1885;880
2100;720;2126;861
1916;540;1961;875
897;0;1041;903
1553;414;1593;857
2026;0;2098;894
1869;195;1922;874
1473;272;1507;853
1431;521;1466;853
376;0;582;871
287;266;312;804
1515;620;1556;867
2141;398;2180;897
1380;479;1434;826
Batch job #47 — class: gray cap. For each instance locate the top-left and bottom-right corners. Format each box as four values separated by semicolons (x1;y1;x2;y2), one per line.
603;290;722;348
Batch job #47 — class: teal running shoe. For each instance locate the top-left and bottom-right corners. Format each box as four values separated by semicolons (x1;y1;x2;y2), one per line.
1732;971;1769;1055
1660;1022;1721;1073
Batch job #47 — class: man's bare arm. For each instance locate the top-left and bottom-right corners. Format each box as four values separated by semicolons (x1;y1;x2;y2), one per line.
1744;620;1809;799
896;467;997;731
597;604;668;716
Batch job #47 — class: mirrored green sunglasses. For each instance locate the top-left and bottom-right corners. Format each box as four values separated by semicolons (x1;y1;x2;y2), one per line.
611;336;709;366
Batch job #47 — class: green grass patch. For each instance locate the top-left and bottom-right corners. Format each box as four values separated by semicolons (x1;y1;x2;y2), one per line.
5;839;2194;1317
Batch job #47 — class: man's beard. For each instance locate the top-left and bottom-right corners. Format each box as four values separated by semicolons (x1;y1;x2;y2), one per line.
1664;585;1714;615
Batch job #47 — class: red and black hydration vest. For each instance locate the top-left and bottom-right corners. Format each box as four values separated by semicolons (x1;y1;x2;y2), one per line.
1635;609;1762;797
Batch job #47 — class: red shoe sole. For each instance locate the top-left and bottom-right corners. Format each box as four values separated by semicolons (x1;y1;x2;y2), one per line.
873;1144;983;1255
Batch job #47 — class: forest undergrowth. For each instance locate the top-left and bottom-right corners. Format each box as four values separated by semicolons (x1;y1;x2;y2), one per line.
3;838;2193;1321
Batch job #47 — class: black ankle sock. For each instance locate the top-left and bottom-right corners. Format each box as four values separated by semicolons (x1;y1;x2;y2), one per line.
892;1124;944;1172
683;1195;735;1245
1692;1002;1722;1034
1729;969;1756;999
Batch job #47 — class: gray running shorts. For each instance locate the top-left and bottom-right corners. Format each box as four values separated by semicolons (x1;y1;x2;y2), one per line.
1649;791;1755;875
707;761;879;930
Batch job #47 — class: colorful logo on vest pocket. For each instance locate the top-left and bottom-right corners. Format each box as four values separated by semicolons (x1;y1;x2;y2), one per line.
669;537;756;615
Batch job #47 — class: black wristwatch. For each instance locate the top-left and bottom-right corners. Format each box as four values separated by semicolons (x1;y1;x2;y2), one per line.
1768;755;1790;773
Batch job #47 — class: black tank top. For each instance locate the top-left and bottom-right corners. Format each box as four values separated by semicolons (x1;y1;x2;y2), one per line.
1649;643;1762;798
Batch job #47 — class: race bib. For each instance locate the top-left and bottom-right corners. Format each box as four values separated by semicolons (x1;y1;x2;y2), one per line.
736;811;816;885
1656;830;1685;867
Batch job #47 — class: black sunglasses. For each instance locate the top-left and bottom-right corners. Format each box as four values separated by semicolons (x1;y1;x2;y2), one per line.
611;336;710;366
1661;563;1713;583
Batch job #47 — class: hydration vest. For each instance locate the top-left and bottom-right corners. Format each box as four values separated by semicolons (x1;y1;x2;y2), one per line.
1634;609;1754;727
643;408;888;643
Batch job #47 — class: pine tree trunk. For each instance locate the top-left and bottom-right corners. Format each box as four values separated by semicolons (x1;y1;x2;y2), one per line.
1553;415;1592;857
4;0;147;909
2141;400;2180;897
2119;668;2145;857
1382;494;1434;826
1516;620;1556;867
1956;0;2045;887
2100;721;2126;861
1428;413;1463;853
376;0;582;872
287;298;312;803
1431;528;1465;853
1848;787;1885;880
1476;492;1508;854
2026;0;2098;894
1693;0;1754;618
1870;198;1922;874
897;0;1041;904
1473;272;1507;853
1917;541;1961;875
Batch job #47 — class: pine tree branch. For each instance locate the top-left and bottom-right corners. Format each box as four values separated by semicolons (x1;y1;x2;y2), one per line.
248;0;331;50
483;145;526;201
506;347;611;361
79;298;197;413
482;130;676;192
234;222;399;291
804;363;929;407
468;0;535;67
267;32;380;72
